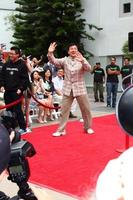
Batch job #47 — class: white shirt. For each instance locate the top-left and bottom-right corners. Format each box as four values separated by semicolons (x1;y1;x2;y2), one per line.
96;147;133;200
52;76;64;91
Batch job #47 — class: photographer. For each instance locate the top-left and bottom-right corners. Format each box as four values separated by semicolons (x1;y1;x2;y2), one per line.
0;123;11;199
0;114;52;200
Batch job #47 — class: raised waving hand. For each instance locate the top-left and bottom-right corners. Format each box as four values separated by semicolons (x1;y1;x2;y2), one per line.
48;42;57;53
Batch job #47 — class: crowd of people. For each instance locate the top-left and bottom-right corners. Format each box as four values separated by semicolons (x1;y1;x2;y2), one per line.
91;57;133;108
0;45;81;135
0;44;133;199
0;45;133;136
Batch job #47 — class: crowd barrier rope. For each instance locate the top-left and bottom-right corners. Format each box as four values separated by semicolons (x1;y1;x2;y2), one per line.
0;95;24;110
0;90;61;129
26;89;61;128
28;90;61;110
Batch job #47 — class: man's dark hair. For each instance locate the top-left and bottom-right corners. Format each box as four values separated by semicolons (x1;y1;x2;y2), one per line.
124;57;130;61
57;67;64;71
10;46;21;55
111;56;116;61
96;62;101;65
67;43;79;51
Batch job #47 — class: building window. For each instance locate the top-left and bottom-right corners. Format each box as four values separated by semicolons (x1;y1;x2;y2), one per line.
123;3;131;13
119;0;133;17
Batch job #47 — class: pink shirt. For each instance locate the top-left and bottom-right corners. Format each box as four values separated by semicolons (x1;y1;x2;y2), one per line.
48;53;91;97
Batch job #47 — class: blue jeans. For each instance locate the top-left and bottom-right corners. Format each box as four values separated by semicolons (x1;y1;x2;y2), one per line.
106;82;118;107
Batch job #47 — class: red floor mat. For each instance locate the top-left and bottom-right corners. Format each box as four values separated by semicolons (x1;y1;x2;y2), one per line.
22;114;133;197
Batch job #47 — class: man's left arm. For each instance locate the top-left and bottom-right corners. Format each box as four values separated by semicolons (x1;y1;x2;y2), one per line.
81;58;92;71
75;51;91;71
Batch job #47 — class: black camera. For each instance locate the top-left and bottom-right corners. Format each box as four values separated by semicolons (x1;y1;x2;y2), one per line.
0;111;38;200
8;140;37;200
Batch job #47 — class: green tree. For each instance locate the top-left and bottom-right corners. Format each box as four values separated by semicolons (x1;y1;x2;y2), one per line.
122;41;133;61
11;0;101;58
11;0;38;56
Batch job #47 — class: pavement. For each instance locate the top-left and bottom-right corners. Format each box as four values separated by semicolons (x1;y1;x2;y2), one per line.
0;92;120;200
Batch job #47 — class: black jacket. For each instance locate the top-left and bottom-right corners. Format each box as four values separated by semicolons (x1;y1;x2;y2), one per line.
0;61;3;73
0;59;30;92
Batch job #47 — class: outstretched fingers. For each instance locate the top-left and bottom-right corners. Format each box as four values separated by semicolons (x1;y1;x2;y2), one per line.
48;42;57;53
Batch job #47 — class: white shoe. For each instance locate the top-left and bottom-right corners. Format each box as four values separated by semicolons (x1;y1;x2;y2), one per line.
52;130;66;137
18;128;31;135
79;118;84;122
26;127;32;133
86;128;94;134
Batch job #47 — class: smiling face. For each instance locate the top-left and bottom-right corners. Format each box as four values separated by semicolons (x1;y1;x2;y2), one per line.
68;45;78;58
45;69;51;78
57;69;64;78
33;71;40;80
9;50;20;62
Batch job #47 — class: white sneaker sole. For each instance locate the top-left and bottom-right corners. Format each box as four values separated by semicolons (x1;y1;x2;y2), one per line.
86;128;94;134
52;131;66;137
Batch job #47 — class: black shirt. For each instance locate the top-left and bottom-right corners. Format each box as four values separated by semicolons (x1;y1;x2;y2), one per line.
106;64;120;83
93;68;105;83
0;61;3;73
0;59;30;92
121;65;132;84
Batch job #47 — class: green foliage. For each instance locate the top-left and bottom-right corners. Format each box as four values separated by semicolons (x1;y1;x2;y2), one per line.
122;41;133;61
9;0;101;58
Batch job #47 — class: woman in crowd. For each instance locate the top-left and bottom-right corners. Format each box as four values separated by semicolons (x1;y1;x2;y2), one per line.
40;68;55;121
30;70;51;123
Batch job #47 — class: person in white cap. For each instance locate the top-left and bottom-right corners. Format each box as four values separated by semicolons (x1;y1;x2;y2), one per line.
88;147;133;200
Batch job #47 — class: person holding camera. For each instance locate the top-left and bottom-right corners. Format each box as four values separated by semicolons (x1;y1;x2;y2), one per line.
48;42;94;136
0;123;11;199
0;116;52;200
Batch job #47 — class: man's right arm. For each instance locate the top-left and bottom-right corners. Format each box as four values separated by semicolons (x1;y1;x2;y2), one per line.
106;65;116;75
47;42;65;67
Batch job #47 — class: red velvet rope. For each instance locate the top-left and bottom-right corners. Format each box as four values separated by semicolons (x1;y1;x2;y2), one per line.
28;90;61;110
0;95;24;110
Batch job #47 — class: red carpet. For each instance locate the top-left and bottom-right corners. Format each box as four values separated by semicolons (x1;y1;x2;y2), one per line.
22;114;133;198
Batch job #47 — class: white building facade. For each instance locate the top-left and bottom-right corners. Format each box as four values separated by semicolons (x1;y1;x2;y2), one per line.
81;0;133;88
1;0;133;88
0;1;16;50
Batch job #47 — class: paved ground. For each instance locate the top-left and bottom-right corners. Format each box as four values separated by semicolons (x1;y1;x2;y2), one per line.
0;92;121;200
